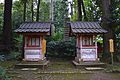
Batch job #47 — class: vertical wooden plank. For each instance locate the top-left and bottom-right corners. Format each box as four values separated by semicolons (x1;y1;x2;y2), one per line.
40;36;42;49
22;36;25;60
76;35;79;57
42;38;46;54
80;35;82;59
94;35;98;59
40;36;42;56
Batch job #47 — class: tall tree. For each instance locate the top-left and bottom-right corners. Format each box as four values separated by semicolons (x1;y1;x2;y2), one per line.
36;0;40;21
77;0;82;21
71;0;78;21
31;0;34;21
77;0;87;21
20;0;28;58
81;0;87;21
20;0;27;22
0;3;4;37
101;0;114;54
2;0;13;52
39;1;50;21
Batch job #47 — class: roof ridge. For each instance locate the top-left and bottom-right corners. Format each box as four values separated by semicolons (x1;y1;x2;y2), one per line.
23;22;51;23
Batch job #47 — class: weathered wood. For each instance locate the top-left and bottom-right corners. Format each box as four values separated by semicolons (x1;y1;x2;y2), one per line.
75;35;98;62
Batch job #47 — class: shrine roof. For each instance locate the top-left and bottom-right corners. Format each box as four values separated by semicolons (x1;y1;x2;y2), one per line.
14;22;51;33
69;22;107;34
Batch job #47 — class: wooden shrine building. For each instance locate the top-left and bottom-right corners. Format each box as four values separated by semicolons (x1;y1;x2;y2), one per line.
15;22;51;61
68;22;107;63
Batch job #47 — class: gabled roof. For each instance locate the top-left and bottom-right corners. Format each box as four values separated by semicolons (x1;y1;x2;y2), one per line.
14;22;51;33
69;22;107;34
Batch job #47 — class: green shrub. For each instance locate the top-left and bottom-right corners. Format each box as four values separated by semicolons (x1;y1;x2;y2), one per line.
8;51;21;60
47;40;76;58
0;51;21;61
101;52;114;63
46;32;64;42
116;54;120;62
0;66;11;80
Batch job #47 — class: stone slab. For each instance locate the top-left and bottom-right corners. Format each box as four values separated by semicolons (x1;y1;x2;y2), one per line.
85;67;104;70
15;60;49;69
72;60;106;68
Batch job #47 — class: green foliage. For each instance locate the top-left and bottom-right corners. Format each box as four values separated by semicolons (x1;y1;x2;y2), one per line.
71;0;78;21
0;67;11;80
12;1;23;28
0;0;120;62
110;0;120;54
39;1;50;21
71;0;102;21
54;1;67;32
0;51;21;61
116;54;120;62
84;0;102;21
0;67;5;78
0;3;4;40
8;51;21;60
46;32;63;42
13;35;23;51
110;0;120;25
101;52;111;63
47;40;76;57
0;61;16;68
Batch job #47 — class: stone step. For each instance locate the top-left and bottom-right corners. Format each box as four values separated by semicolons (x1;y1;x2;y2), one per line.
72;60;106;68
85;67;104;71
15;60;49;69
21;68;38;71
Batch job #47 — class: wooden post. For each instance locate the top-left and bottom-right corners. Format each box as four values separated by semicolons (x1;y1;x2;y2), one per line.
22;36;25;60
109;39;114;64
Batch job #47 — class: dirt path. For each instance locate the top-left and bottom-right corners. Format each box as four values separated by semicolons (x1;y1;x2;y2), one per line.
8;70;120;80
90;72;120;80
7;60;120;80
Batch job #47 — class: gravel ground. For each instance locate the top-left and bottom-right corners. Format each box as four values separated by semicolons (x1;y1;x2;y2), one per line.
6;59;120;80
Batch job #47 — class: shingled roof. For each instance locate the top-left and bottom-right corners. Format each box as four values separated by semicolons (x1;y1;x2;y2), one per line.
14;22;51;33
69;22;107;34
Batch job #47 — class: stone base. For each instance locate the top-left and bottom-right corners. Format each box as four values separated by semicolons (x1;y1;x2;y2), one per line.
23;57;47;62
15;57;49;70
74;57;100;63
72;60;106;68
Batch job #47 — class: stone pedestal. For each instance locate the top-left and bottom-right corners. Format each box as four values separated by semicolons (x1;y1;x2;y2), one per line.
23;57;47;62
74;57;100;63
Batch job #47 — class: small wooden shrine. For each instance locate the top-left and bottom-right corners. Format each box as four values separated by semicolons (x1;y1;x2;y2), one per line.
69;22;107;62
15;22;51;61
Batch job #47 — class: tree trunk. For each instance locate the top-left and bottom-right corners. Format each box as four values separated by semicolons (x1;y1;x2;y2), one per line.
77;0;82;21
101;0;114;59
23;1;27;22
31;0;34;21
36;0;40;21
73;0;77;20
81;0;87;21
2;0;13;52
22;0;27;59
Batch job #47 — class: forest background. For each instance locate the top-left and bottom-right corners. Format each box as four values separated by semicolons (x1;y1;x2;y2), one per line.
0;0;120;62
